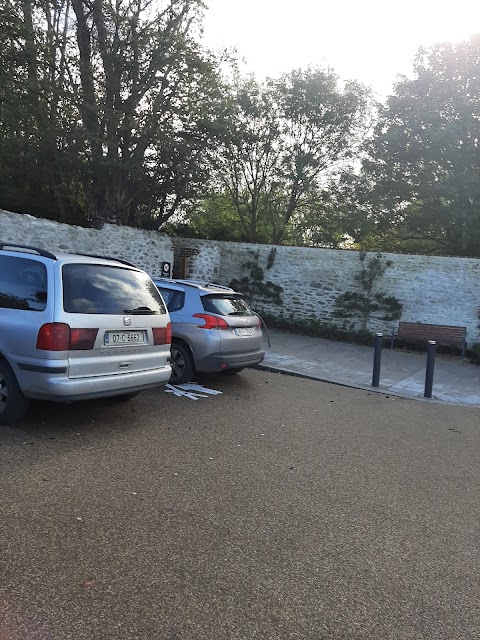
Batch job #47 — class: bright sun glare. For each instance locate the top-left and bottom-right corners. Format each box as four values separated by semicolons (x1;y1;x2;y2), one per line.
203;0;480;96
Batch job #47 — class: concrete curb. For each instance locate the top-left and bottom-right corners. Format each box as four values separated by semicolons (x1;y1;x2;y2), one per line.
255;363;480;408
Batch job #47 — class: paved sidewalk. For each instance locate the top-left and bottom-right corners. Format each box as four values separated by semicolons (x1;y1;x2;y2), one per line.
259;329;480;407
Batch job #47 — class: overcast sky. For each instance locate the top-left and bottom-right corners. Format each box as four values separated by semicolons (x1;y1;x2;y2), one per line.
202;0;480;98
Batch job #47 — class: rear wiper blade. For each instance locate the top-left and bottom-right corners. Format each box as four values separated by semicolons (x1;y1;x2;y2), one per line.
123;306;156;314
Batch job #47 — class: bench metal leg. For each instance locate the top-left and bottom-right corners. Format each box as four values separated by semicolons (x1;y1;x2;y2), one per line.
390;326;396;350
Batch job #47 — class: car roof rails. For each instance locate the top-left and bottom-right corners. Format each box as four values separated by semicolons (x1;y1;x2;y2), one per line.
74;253;138;268
189;279;233;291
154;277;232;291
0;243;57;260
204;280;232;291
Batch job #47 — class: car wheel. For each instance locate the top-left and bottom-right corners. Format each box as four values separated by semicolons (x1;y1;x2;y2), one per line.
221;367;245;376
170;343;194;385
0;360;31;425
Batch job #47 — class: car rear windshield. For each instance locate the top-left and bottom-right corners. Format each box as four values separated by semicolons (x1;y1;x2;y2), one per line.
0;255;47;311
201;294;254;316
62;264;166;315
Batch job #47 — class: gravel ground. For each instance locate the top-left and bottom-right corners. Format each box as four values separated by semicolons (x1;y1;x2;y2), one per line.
0;369;479;639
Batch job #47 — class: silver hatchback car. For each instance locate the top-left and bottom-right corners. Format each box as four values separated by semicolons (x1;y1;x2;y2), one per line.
0;245;172;424
152;278;265;384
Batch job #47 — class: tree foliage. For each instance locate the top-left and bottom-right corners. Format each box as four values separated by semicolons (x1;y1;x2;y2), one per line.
0;0;226;227
163;192;244;240
365;36;480;256
0;0;85;221
206;69;372;244
2;6;480;259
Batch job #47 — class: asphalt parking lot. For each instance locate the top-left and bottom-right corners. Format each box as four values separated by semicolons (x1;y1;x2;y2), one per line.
1;369;479;639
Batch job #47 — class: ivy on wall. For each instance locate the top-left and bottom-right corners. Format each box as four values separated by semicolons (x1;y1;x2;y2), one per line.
230;248;283;308
333;252;403;330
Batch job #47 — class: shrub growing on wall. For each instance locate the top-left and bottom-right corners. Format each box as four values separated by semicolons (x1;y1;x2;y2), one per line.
230;248;283;308
333;252;402;331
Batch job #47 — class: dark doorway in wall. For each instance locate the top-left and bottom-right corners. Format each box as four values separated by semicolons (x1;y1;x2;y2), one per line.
172;245;199;278
176;256;189;278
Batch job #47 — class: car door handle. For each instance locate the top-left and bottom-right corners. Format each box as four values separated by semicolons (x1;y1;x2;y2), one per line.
119;361;133;369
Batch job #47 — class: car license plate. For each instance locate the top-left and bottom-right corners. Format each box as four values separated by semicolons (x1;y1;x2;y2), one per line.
235;327;254;336
104;330;146;345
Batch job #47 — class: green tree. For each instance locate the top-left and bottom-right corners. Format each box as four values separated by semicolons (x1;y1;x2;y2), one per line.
70;0;225;227
366;36;480;257
0;0;85;222
271;69;371;244
0;0;227;228
211;74;282;243
210;69;372;244
164;192;244;240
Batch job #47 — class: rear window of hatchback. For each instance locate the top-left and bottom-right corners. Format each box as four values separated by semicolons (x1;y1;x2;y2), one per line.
201;294;254;316
62;264;166;315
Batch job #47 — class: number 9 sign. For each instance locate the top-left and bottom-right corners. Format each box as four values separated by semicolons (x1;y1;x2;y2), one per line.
161;261;171;278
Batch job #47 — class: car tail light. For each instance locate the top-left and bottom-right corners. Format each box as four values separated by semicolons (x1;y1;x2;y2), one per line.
36;323;70;351
37;324;99;350
193;313;229;329
153;323;172;345
70;328;98;350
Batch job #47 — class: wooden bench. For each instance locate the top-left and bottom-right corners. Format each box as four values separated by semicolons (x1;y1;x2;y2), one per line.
391;322;467;356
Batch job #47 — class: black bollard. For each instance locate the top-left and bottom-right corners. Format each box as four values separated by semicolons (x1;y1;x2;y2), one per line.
424;340;437;398
372;332;383;387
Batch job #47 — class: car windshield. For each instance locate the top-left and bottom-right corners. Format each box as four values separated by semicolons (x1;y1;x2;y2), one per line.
201;294;254;316
62;264;166;315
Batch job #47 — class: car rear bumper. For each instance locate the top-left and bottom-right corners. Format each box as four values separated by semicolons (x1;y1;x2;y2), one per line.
15;362;172;401
195;349;265;373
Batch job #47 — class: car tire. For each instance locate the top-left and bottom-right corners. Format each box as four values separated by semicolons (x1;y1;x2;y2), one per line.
221;367;245;376
0;359;31;425
170;343;195;385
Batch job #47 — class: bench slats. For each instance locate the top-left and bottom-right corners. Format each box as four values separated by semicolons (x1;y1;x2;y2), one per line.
392;322;467;355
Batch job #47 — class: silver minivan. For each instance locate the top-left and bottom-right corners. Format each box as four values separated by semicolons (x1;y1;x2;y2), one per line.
0;245;172;424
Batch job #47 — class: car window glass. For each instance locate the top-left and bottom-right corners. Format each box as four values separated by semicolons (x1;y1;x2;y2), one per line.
63;264;166;315
202;295;253;316
158;288;185;312
0;255;47;311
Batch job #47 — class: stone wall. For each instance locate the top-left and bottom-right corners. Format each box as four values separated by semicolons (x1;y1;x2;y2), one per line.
173;237;480;343
1;210;479;343
0;210;172;275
